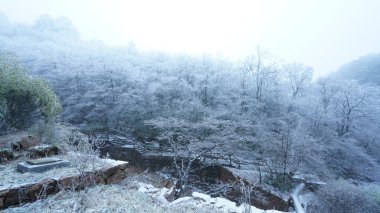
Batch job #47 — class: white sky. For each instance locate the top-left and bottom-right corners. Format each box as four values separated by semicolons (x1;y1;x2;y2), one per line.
0;0;380;76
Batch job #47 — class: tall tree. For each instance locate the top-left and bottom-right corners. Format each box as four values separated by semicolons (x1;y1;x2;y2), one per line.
245;46;278;101
283;63;313;98
333;81;371;136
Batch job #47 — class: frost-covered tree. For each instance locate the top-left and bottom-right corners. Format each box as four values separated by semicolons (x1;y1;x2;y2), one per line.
244;46;279;102
283;63;313;98
317;77;338;110
1;12;380;189
333;81;371;136
145;117;220;197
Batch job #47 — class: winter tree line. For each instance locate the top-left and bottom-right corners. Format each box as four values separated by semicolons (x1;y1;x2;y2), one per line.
1;13;380;212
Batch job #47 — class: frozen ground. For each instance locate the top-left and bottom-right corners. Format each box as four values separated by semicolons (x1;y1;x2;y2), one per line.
4;184;220;213
0;153;111;188
4;182;289;213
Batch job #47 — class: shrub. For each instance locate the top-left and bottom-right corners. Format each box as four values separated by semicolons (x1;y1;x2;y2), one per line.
308;180;380;213
0;54;61;133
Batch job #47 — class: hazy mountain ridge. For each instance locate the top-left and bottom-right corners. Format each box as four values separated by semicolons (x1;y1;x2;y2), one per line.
332;53;380;85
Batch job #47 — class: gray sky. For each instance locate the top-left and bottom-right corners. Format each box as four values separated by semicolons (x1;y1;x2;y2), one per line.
0;0;380;77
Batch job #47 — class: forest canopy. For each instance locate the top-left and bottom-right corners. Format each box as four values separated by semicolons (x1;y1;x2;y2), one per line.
0;6;379;212
0;13;379;207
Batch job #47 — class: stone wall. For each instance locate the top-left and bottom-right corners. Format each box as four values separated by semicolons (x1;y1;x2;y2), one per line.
0;160;128;210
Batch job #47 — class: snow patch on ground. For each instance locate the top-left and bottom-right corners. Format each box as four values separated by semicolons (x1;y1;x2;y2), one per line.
137;182;289;213
4;184;220;213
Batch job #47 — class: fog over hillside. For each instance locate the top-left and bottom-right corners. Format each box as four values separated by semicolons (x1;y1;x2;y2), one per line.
333;53;380;85
1;4;380;213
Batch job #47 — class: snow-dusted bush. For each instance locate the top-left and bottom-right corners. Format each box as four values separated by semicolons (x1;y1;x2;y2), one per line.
0;54;61;134
308;180;380;213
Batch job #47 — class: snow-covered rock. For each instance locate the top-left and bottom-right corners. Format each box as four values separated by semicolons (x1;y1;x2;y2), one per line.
136;182;171;204
170;196;196;205
137;182;159;194
192;191;211;202
213;197;238;212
